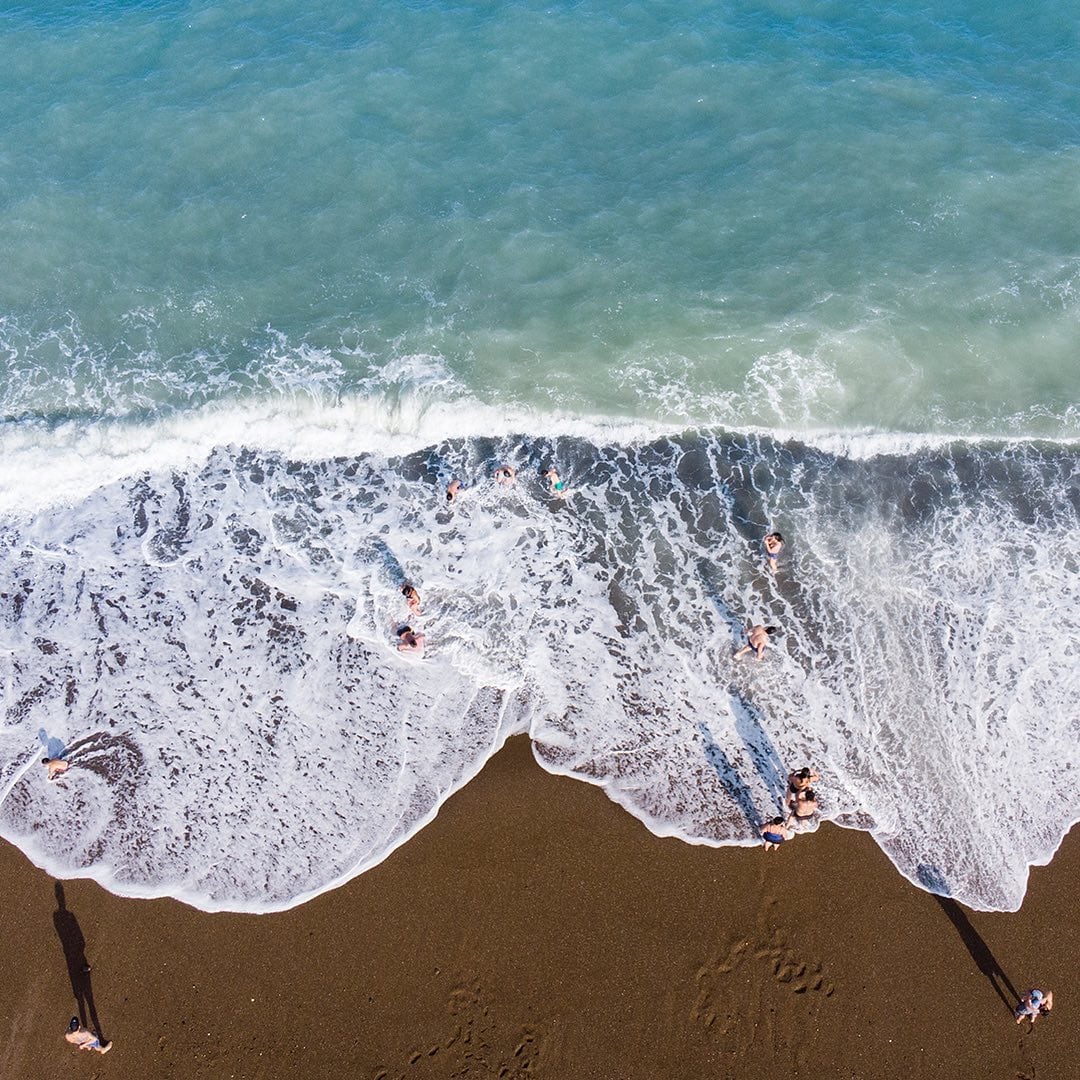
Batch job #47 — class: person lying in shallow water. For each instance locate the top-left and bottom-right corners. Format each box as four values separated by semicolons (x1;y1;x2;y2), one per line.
494;465;516;486
734;624;778;661
446;478;463;503
401;585;422;616
396;626;425;656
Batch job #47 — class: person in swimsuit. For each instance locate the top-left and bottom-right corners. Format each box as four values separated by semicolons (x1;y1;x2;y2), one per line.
65;1017;111;1054
786;787;818;827
787;768;820;796
1015;988;1053;1025
763;532;785;572
544;467;567;497
446;478;463;503
43;757;70;782
396;626;426;656
761;817;794;851
402;585;422;616
494;465;517;486
734;624;778;661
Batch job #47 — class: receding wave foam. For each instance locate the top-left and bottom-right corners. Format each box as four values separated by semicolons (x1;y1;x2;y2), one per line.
0;432;1077;912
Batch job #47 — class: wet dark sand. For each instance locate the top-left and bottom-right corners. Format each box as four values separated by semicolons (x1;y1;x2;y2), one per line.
0;735;1075;1079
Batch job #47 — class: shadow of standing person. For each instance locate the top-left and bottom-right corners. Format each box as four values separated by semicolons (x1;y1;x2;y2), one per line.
916;863;1020;1016
52;883;106;1041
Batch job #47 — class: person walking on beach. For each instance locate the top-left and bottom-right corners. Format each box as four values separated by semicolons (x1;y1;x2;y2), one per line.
763;532;785;572
397;626;425;656
761;817;794;851
402;585;422;616
735;624;778;661
43;757;70;782
1015;988;1053;1025
65;1017;111;1054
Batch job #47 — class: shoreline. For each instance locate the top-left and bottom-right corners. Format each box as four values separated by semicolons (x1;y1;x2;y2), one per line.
1;735;1075;1079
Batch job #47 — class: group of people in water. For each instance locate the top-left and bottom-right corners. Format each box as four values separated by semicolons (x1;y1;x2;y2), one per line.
394;464;570;657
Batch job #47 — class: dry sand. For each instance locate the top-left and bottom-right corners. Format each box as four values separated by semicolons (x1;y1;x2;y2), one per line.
0;735;1075;1079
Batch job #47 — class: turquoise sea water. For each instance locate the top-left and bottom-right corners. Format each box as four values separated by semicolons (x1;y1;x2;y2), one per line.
0;2;1077;914
2;0;1078;434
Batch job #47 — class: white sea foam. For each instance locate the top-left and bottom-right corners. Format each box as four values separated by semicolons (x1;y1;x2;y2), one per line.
0;431;1076;912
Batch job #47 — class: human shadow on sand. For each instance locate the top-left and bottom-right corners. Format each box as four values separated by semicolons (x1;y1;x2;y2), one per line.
697;722;760;833
916;863;1020;1015
53;883;107;1041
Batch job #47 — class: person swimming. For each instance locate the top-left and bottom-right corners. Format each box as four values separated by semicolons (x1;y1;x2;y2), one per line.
446;478;463;503
494;465;517;486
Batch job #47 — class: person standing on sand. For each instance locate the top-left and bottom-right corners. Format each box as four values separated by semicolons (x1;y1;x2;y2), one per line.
1015;988;1053;1025
734;624;778;661
761;817;794;851
43;757;70;781
65;1017;111;1054
763;532;785;572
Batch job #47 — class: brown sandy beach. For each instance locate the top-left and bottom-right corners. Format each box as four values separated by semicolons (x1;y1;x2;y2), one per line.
1;735;1075;1080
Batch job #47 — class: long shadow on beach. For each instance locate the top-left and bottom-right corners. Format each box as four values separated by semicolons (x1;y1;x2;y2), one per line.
916;864;1019;1015
697;722;761;833
53;883;107;1041
932;897;1020;1016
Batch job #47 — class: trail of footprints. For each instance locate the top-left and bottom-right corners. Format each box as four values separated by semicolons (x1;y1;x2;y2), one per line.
373;980;551;1080
690;925;835;1034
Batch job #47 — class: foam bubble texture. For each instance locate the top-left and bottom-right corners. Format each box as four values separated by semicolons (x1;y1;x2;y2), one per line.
0;434;1076;911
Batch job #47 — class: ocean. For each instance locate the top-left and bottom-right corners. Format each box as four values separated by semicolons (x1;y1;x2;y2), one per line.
0;0;1077;913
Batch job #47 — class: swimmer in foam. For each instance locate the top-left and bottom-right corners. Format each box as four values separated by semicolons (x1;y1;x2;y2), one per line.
446;478;463;503
402;585;422;616
763;532;785;572
494;464;517;486
43;757;70;782
734;624;778;661
544;467;567;497
396;625;425;656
